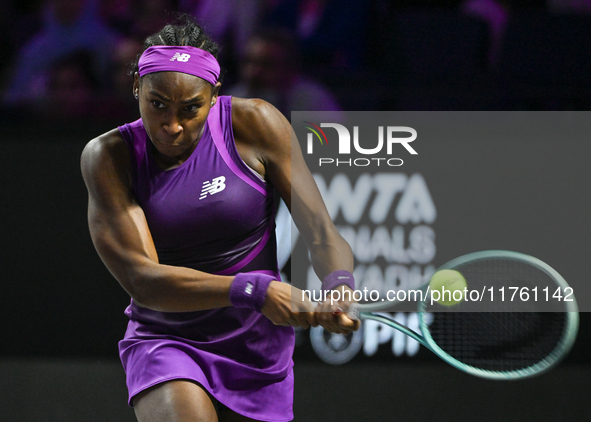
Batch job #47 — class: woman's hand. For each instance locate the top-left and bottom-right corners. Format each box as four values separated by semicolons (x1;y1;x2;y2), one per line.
261;281;318;329
315;285;360;334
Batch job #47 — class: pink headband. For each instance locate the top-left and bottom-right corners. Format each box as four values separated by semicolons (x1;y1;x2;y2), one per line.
138;45;220;85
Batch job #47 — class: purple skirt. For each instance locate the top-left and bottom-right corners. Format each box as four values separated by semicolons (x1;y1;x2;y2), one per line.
119;300;295;421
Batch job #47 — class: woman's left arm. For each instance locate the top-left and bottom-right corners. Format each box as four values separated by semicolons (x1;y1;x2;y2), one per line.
232;97;359;334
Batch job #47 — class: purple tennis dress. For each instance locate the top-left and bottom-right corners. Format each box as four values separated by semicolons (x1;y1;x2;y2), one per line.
117;96;295;421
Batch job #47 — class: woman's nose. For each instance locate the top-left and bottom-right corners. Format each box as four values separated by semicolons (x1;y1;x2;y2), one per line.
162;114;182;135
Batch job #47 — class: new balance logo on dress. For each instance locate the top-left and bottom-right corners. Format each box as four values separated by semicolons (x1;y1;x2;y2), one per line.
170;52;191;62
200;176;226;199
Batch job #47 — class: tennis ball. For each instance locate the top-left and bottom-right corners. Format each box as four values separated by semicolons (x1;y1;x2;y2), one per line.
429;269;467;306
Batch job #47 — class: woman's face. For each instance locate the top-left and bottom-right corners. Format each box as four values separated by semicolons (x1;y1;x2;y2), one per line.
134;71;220;163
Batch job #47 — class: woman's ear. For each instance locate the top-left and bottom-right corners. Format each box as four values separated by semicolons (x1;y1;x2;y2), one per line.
210;81;222;106
133;72;140;99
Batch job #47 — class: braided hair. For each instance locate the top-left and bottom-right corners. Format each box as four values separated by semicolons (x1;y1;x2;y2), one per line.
131;14;225;83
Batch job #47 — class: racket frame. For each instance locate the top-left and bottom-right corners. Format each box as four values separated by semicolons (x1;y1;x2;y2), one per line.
350;250;579;380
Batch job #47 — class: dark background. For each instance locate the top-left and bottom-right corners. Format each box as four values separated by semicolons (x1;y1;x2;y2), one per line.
1;0;590;420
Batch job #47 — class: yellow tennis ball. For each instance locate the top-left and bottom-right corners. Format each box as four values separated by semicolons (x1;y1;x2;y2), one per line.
429;269;467;306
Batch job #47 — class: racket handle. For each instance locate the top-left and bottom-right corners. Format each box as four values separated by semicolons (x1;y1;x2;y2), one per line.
347;303;360;320
310;302;360;320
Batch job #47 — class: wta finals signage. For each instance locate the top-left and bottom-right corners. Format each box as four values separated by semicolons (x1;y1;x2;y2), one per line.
291;112;437;364
291;111;591;365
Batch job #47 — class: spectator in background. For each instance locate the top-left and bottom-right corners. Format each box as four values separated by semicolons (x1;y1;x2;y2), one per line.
226;28;342;120
2;0;119;107
110;37;143;97
128;0;179;43
181;0;267;84
99;0;135;36
264;0;369;72
184;0;266;60
0;0;13;67
547;0;591;13
40;50;97;120
106;36;144;121
1;0;47;76
37;48;133;122
460;0;511;68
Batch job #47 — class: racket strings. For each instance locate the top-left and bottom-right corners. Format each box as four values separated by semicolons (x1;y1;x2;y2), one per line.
423;257;570;372
428;312;567;372
448;258;563;312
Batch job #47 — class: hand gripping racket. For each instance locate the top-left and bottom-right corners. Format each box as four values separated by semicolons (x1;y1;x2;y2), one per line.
342;250;579;380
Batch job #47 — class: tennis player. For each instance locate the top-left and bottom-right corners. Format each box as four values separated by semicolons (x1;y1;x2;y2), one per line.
81;15;357;422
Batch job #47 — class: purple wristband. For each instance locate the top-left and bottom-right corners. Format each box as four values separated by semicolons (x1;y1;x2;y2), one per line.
229;273;274;312
322;270;355;292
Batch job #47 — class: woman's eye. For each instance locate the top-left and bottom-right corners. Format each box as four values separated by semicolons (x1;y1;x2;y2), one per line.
185;105;199;112
151;101;165;109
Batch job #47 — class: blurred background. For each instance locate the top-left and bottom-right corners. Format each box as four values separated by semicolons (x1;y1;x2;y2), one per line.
1;0;590;420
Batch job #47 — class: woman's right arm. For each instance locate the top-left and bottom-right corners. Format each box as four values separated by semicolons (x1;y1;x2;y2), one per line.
81;130;236;312
81;130;315;328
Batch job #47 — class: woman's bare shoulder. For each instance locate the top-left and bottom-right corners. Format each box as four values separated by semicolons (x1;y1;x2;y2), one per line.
81;128;131;180
230;96;291;149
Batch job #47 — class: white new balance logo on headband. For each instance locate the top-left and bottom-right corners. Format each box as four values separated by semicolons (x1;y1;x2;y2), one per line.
170;52;191;62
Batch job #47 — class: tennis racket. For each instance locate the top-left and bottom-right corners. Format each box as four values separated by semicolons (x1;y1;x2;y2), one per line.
337;250;579;380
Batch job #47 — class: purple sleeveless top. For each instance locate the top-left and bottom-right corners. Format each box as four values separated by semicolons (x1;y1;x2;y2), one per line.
117;96;295;421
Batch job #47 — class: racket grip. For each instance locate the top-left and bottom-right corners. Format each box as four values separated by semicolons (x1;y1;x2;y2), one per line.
347;303;360;320
311;302;360;320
